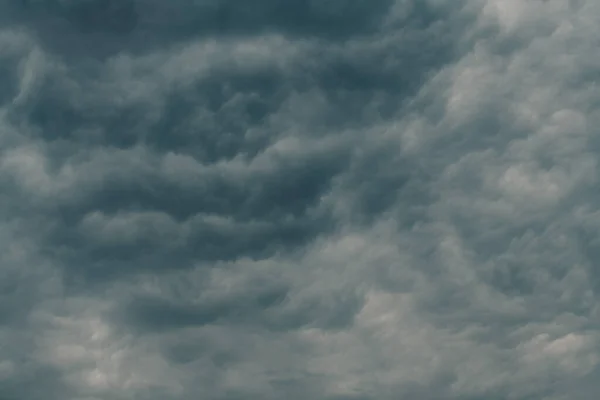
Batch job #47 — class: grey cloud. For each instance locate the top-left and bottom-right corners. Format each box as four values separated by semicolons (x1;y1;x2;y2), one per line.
2;0;600;399
11;0;396;60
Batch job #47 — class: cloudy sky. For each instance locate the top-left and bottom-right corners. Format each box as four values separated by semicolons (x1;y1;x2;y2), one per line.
1;0;600;399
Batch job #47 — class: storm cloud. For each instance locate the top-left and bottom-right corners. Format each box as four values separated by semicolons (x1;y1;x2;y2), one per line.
1;0;600;399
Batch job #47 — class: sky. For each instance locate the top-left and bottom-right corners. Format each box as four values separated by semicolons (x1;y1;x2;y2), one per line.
1;0;600;399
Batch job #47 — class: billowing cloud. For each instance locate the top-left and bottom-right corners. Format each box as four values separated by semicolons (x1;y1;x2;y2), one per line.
1;0;600;399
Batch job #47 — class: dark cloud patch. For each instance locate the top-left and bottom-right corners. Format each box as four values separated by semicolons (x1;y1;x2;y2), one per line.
146;93;269;162
59;0;139;34
11;0;394;60
56;216;325;285
11;58;287;153
0;271;33;325
0;64;18;107
0;363;68;400
17;0;139;34
33;141;347;284
144;0;395;40
162;338;244;370
142;71;289;161
113;284;289;332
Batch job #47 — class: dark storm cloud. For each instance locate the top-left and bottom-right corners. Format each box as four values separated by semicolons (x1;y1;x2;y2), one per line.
113;268;363;334
36;142;348;283
1;0;457;286
3;0;600;399
11;0;396;60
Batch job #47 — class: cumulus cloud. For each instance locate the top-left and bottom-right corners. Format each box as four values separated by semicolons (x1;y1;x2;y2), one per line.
1;0;600;399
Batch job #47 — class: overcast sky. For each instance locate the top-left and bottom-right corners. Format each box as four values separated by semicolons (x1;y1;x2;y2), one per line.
1;1;600;399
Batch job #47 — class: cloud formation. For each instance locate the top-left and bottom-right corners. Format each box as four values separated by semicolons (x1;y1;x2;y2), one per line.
1;0;600;399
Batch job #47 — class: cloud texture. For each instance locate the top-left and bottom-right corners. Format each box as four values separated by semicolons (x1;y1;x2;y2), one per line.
1;0;600;399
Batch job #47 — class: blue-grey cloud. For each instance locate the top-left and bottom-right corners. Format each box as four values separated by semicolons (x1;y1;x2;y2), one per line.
2;0;600;399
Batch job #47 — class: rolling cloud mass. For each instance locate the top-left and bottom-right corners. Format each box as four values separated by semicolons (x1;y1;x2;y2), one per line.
1;0;600;399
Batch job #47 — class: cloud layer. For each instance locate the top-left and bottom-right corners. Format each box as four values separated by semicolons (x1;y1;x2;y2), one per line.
2;0;600;399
